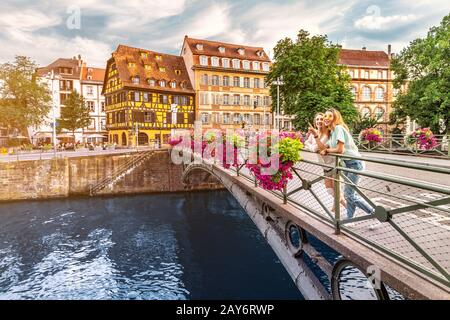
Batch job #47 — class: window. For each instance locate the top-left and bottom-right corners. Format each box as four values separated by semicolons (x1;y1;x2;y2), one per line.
233;95;240;105
140;52;148;59
244;77;250;88
252;61;260;71
143;92;149;102
160;80;166;87
361;107;371;118
253;114;261;125
200;93;208;105
350;86;357;97
134;92;140;102
212;75;219;86
101;102;105;112
211;57;219;67
86;86;94;95
264;114;270;125
86;101;94;112
223;76;229;86
218;46;225;53
237;48;245;55
144;64;151;71
243;114;251;124
365;71;370;79
155;55;162;61
201;112;210;124
200;56;208;66
196;44;203;50
201;74;208;85
223;113;230;124
262;63;270;71
349;69;354;78
223;94;229;105
59;67;73;75
375;87;385;100
256;96;262;107
160;94;168;104
375;107;384;119
159;67;166;72
87;119;95;130
263;96;270;107
244;95;250;106
232;59;240;69
170;81;177;89
212;113;220;123
362;86;371;100
254;78;260;88
101;119;106;130
233;113;242;124
243;60;250;70
144;111;155;123
59;80;73;91
175;69;181;75
132;76;140;84
233;76;240;87
393;88;399;97
222;58;230;68
377;70;383;79
148;79;155;86
128;62;136;68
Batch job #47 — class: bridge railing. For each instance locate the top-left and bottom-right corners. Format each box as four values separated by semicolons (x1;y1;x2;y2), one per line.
352;133;449;158
227;147;450;288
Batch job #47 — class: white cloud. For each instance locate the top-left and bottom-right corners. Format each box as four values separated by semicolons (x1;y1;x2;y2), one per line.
354;11;418;31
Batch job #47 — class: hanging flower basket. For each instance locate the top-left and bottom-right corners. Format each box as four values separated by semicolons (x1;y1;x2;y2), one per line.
246;131;303;191
405;128;437;150
359;128;383;148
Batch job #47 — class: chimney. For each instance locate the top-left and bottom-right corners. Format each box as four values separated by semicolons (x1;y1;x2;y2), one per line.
388;44;391;55
362;47;366;50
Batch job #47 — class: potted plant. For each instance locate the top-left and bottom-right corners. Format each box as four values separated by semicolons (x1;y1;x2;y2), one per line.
405;128;437;150
359;128;383;149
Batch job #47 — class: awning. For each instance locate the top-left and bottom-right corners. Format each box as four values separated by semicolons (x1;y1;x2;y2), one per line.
33;132;52;138
57;133;75;138
83;133;107;139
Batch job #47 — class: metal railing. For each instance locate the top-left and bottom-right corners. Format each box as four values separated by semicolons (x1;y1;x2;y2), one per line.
89;150;155;195
353;134;449;158
207;147;450;288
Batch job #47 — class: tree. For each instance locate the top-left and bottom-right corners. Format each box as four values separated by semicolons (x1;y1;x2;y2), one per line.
0;56;51;136
58;91;91;140
390;14;450;153
353;114;383;134
267;30;358;131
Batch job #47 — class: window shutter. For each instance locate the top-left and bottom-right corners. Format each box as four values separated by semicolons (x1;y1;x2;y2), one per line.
166;112;172;124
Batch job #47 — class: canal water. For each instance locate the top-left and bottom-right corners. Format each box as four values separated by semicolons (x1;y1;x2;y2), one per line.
0;191;303;300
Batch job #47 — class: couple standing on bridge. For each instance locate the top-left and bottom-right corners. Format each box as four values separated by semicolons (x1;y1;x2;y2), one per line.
305;109;374;223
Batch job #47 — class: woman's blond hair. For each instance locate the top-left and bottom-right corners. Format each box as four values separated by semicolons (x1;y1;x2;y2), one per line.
325;108;350;132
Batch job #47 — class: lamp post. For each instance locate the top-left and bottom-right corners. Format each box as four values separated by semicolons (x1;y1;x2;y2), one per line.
273;76;284;130
49;70;57;158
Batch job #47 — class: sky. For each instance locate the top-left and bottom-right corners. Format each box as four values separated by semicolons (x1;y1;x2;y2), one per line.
0;0;448;68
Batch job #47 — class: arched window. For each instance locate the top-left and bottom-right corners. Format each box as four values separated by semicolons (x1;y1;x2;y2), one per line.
160;80;166;87
374;107;384;119
362;86;371;100
375;87;385;100
131;76;140;84
350;86;357;97
361;107;371;118
170;81;177;89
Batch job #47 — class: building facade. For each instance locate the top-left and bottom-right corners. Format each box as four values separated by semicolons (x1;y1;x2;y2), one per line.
339;46;398;134
34;56;106;144
181;36;272;131
102;45;195;146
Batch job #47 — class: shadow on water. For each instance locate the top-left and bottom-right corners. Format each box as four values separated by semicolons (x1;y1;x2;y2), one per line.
0;190;302;300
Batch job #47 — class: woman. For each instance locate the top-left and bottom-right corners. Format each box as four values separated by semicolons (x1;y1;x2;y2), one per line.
305;113;346;211
320;108;373;219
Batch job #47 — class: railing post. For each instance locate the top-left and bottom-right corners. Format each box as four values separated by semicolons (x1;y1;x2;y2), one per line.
283;185;287;204
334;155;341;235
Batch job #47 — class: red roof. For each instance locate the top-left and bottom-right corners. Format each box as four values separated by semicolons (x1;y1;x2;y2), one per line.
81;66;105;82
184;36;271;62
339;49;390;68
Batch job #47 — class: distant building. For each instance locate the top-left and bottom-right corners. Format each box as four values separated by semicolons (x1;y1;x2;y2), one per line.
102;45;195;146
339;45;402;134
181;36;276;130
34;56;106;144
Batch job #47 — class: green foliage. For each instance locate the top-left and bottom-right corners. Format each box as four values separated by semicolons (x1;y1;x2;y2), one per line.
267;30;358;131
276;137;304;163
353;113;382;134
59;91;91;137
0;56;51;133
390;13;450;136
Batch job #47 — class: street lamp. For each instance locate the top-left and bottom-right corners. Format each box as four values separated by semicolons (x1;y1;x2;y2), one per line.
48;70;58;158
273;76;284;130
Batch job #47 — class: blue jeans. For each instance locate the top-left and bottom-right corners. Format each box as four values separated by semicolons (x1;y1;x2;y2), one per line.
342;159;373;219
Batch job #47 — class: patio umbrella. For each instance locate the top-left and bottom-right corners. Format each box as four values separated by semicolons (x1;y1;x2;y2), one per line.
84;134;107;139
57;133;75;138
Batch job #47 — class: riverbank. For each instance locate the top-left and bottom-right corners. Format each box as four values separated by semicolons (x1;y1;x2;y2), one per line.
0;149;223;202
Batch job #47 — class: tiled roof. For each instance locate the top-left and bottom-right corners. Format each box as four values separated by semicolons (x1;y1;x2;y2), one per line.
37;58;82;78
81;66;105;82
111;44;194;93
184;36;271;62
339;49;390;68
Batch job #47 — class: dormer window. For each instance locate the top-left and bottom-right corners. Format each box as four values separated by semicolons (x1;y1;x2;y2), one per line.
181;81;187;89
170;81;176;89
218;46;225;53
196;43;204;50
243;60;250;70
256;50;264;58
148;79;156;86
155;55;162;61
237;48;245;55
128;62;136;68
252;61;260;70
131;76;140;84
175;69;181;75
159;67;166;72
232;59;240;69
160;80;166;87
211;57;219;67
144;64;151;71
200;55;208;66
140;52;148;59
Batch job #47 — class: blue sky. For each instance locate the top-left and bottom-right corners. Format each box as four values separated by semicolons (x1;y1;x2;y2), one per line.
0;0;448;67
